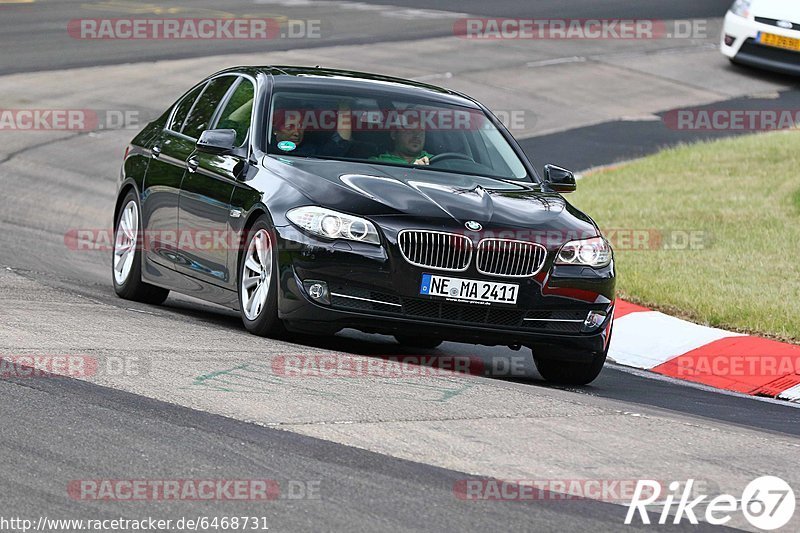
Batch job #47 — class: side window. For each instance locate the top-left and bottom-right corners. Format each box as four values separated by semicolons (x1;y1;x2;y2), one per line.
168;84;204;133
214;78;255;147
182;76;237;140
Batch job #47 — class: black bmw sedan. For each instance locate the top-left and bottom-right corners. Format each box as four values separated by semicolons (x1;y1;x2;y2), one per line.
113;66;615;385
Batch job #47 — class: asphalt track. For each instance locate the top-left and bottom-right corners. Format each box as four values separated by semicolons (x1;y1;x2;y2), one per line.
521;88;800;172
319;0;738;19
4;375;683;532
1;1;799;531
0;0;735;75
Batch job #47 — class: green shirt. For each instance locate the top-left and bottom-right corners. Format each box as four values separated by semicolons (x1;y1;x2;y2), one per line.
371;151;433;164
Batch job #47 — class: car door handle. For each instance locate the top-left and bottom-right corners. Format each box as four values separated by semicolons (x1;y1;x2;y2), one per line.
187;156;199;173
151;145;161;159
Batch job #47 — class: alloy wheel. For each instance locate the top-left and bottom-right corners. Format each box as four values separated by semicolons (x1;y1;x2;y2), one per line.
241;229;273;320
113;200;138;285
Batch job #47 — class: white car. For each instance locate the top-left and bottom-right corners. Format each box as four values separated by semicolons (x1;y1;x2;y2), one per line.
721;0;800;75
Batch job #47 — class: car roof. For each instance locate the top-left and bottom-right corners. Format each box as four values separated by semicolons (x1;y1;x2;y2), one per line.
212;65;481;108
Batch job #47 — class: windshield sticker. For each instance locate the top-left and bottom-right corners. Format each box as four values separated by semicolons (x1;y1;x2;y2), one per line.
277;140;297;152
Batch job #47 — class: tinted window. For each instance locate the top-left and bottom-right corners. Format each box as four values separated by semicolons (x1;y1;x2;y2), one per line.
214;78;255;146
168;84;204;132
182;76;237;139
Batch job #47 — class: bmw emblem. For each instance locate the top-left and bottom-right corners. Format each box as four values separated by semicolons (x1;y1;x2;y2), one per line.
465;221;482;231
777;20;793;29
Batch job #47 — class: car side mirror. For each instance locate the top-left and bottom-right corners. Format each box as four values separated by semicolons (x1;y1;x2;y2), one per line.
543;164;577;193
196;129;237;155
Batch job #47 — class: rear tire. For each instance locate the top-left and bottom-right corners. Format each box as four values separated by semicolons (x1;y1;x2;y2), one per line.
533;348;607;386
394;335;443;349
238;216;286;338
112;191;170;305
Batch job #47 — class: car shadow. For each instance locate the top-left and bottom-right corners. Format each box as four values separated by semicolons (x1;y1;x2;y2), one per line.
724;59;800;84
154;294;598;393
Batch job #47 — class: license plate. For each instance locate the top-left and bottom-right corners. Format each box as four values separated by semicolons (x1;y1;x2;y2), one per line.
759;32;800;52
419;273;519;305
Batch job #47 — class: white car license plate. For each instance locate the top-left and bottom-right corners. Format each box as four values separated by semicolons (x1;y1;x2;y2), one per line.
759;31;800;52
419;273;518;305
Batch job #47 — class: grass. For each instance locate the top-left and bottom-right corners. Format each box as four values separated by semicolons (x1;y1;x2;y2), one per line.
569;130;800;342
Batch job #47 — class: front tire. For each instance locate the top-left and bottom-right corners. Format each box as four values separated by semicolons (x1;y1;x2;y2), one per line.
112;191;170;305
238;217;286;338
532;348;607;386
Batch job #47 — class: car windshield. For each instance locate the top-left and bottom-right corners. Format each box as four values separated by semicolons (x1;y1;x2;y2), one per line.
266;87;530;181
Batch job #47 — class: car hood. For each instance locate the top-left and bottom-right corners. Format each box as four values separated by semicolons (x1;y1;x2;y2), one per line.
264;156;598;235
750;0;800;21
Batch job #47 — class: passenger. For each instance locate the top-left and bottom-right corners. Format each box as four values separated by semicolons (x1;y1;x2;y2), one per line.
270;101;352;157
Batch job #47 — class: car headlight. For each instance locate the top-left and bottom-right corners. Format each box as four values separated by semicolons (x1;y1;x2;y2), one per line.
286;206;381;245
730;0;751;17
555;237;612;268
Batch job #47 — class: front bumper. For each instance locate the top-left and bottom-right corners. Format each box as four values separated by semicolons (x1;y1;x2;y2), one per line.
273;224;615;355
721;11;800;75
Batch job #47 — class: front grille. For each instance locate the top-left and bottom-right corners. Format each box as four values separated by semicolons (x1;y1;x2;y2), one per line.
398;230;472;271
755;17;800;31
476;239;547;277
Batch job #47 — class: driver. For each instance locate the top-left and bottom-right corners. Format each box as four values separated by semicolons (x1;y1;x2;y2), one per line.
372;123;434;166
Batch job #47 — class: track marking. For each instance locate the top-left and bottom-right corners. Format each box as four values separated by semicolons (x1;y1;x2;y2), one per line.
413;72;453;82
527;56;587;68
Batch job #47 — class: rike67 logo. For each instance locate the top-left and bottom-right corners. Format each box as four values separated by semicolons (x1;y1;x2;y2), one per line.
626;477;795;530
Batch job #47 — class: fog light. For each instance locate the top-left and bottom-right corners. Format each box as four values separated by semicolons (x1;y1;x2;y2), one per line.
582;310;607;332
303;280;330;305
724;34;735;46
